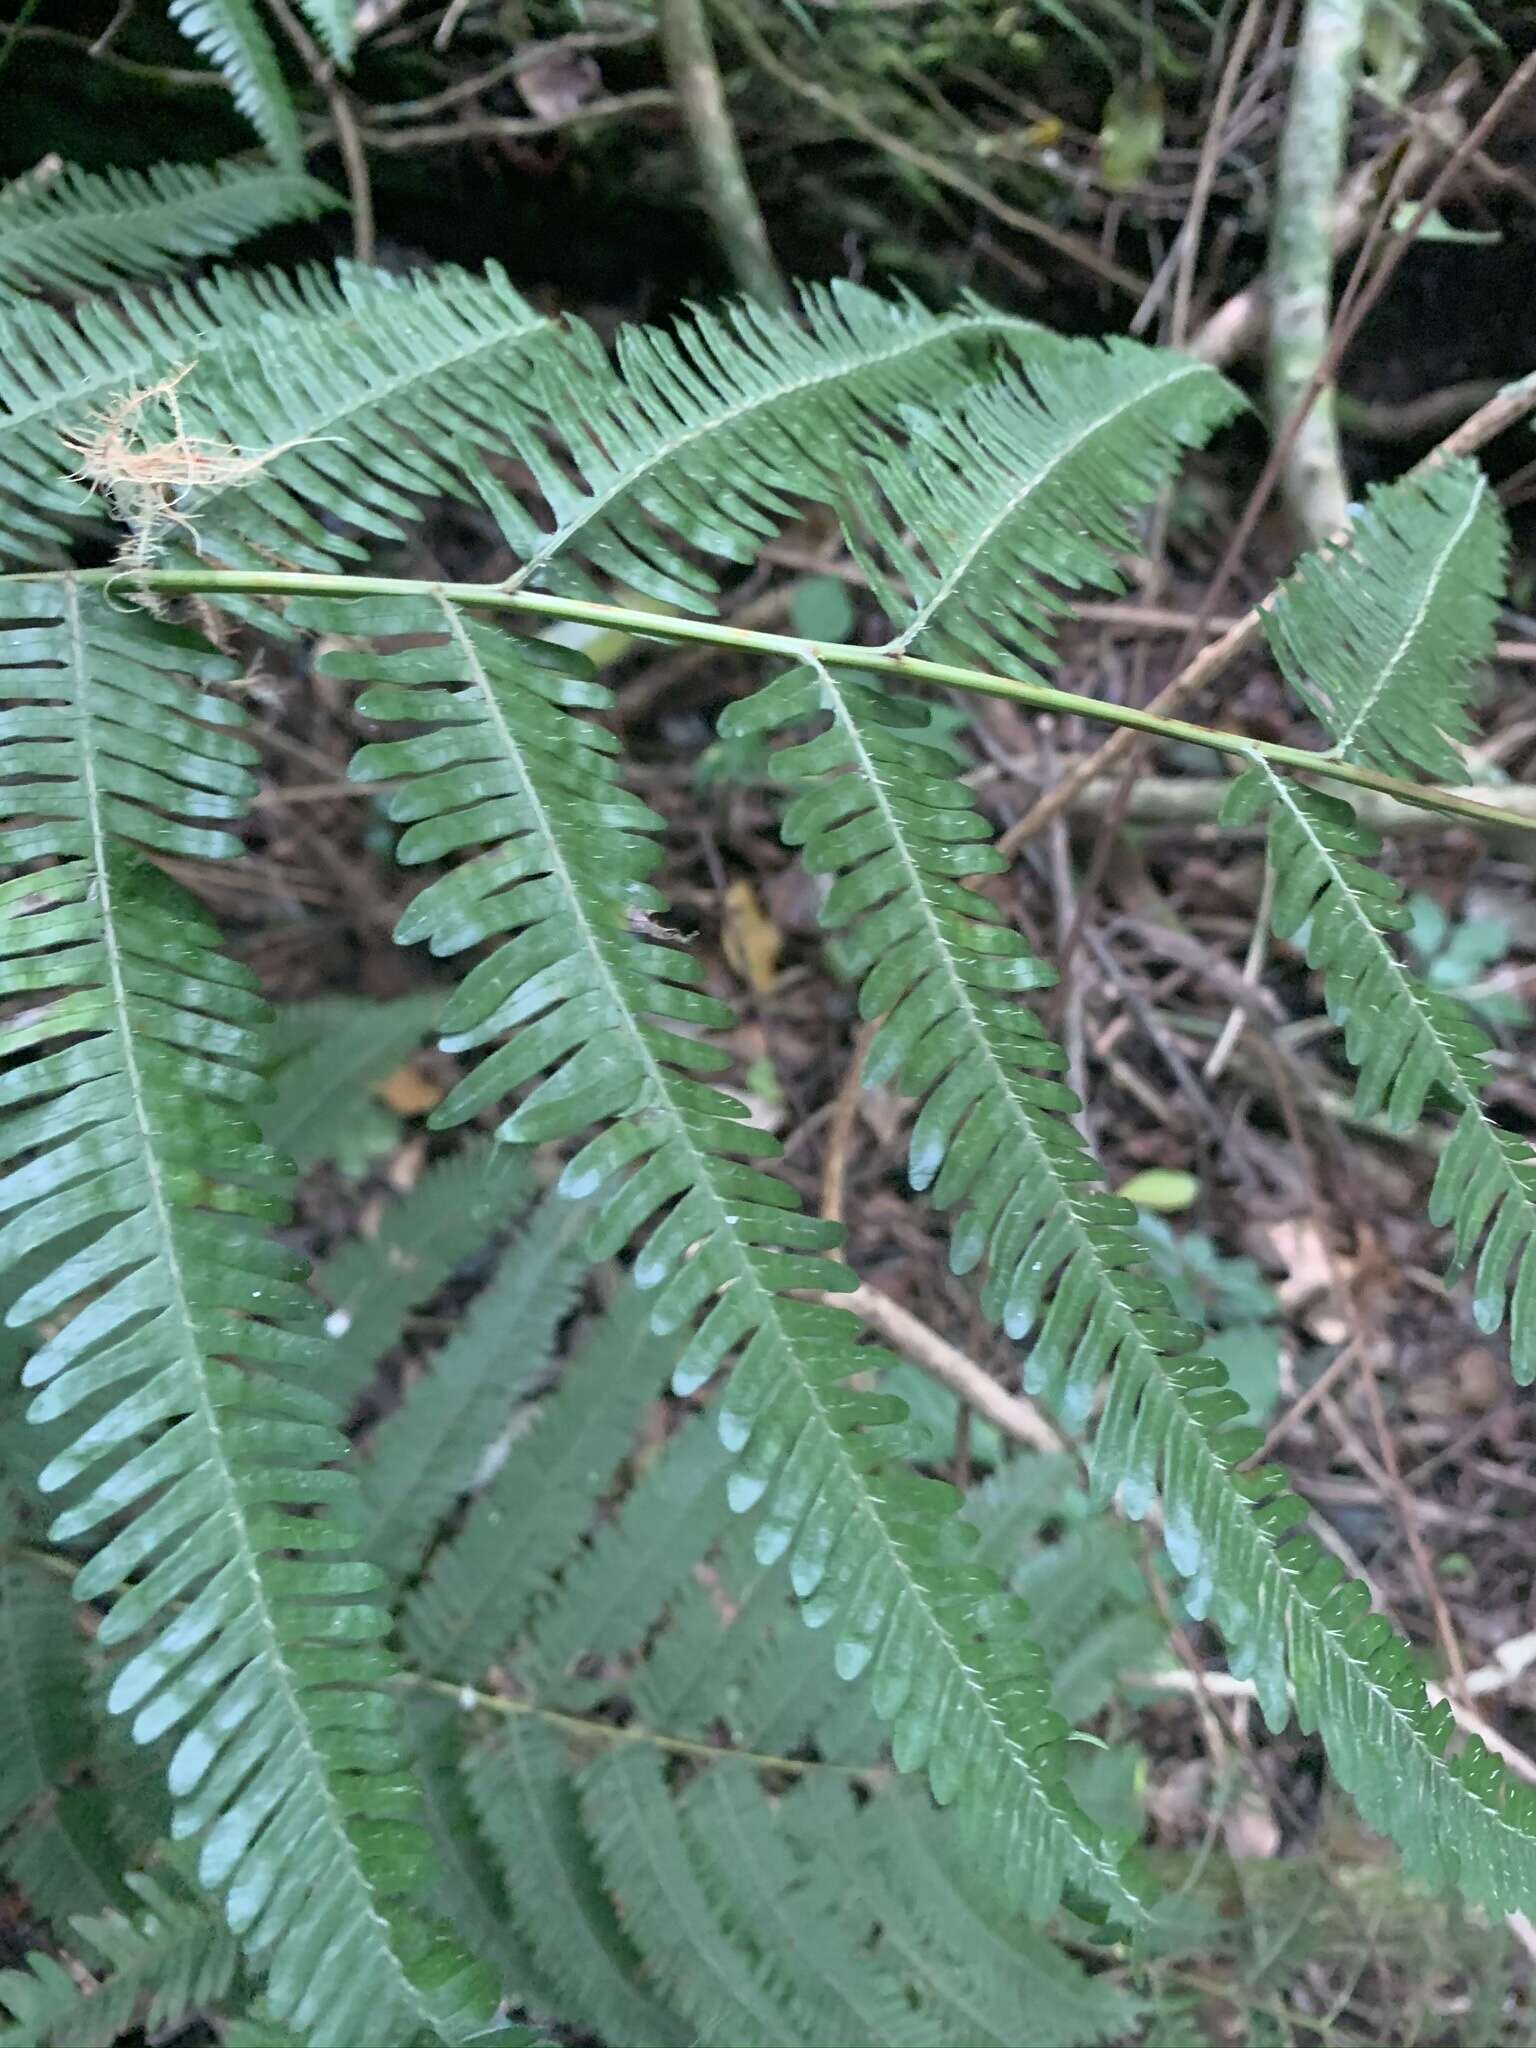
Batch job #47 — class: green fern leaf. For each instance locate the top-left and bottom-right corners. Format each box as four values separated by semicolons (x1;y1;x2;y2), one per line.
479;285;1052;609
526;1408;736;1693
1263;460;1506;782
132;263;554;574
358;1195;588;1581
466;1721;688;2048
312;1139;535;1414
0;1873;239;2048
0;265;349;562
404;1693;544;2000
0;583;493;2044
0;160;335;298
1227;763;1536;1374
629;1518;838;1748
167;1;303;167
675;1764;928;2046
580;1747;812;2047
404;1290;683;1682
0;1563;128;1922
0;264;481;565
786;1781;1141;2048
849;338;1241;671
264;991;444;1170
296;0;354;64
735;656;1536;1910
300;588;1146;1923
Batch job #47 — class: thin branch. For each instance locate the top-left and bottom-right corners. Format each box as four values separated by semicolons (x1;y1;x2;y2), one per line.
835;1284;1065;1457
351;89;674;151
367;22;657;124
1001;358;1536;850
714;0;1148;301
1191;65;1473;368
264;0;375;263
1168;0;1269;345
404;1673;882;1777
659;0;787;306
38;564;1536;834
1267;0;1369;542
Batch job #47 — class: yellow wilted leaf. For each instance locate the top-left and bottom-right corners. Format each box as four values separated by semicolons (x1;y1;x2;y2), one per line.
374;1062;444;1117
721;879;783;995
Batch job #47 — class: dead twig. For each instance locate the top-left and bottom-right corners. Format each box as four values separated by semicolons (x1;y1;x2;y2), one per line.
262;0;375;263
834;1283;1065;1456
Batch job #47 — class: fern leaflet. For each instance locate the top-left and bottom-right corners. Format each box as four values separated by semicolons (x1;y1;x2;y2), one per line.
312;1138;535;1414
1229;764;1536;1375
0;264;352;562
296;0;355;64
297;587;1146;1922
358;1195;588;1581
1262;459;1506;782
0;1872;239;2048
0;583;492;2044
0;1561;129;1922
0;160;334;298
466;1721;687;2048
167;0;303;168
735;651;1536;1905
404;1295;706;1683
479;285;1052;608
850;338;1241;669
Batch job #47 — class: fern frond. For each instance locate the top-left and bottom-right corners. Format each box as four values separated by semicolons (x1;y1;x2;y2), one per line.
480;285;1052;609
0;265;478;565
264;990;443;1170
630;1518;831;1742
0;1562;128;1921
0;160;333;297
466;1721;688;2048
675;1763;927;2046
734;655;1536;1909
302;589;1146;1923
526;1408;736;1692
358;1195;588;1581
0;265;349;563
0;1873;239;2048
848;339;1241;670
404;1290;682;1682
786;1781;1141;2048
1263;459;1506;782
404;1693;543;1998
138;264;554;572
580;1747;814;2047
167;1;304;167
313;1139;535;1413
0;582;492;2044
295;0;355;64
1228;764;1536;1376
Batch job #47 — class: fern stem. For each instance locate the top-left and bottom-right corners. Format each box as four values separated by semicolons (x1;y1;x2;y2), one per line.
33;565;1534;834
405;1676;885;1780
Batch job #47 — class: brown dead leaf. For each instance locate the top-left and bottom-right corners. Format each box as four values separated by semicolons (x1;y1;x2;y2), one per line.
515;46;602;120
1260;1217;1349;1344
1222;1788;1281;1862
374;1062;444;1117
721;878;783;995
1452;1344;1503;1412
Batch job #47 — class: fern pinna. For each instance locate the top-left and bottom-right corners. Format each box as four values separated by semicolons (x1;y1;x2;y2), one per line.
0;583;494;2044
2;206;1536;2046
